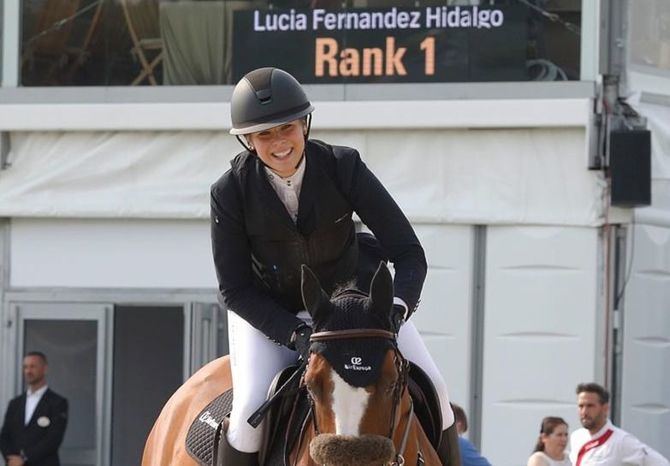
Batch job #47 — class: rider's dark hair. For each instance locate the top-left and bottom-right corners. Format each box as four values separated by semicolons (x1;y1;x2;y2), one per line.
576;382;610;404
534;417;567;452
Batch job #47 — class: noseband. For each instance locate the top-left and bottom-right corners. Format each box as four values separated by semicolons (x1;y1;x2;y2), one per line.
308;328;412;466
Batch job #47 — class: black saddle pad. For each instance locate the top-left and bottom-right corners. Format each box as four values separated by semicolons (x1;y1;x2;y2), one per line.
184;366;308;466
186;390;234;466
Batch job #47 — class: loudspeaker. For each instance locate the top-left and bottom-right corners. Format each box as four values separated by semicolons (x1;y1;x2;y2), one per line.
609;129;651;207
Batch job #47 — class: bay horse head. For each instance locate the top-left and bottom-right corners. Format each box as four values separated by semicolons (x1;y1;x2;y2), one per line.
300;262;415;466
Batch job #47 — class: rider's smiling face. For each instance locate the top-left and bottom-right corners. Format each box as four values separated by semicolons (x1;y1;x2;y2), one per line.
246;119;306;178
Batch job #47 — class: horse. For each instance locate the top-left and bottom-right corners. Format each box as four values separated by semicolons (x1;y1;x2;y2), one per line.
143;262;445;466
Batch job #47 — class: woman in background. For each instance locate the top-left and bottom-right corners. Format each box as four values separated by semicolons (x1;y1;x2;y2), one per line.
527;416;572;466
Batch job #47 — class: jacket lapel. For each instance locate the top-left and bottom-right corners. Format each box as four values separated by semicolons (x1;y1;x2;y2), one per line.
252;157;296;230
17;393;27;427
297;151;317;236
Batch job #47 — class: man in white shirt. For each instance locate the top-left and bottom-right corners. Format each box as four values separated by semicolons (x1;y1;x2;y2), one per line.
569;382;650;466
0;352;68;466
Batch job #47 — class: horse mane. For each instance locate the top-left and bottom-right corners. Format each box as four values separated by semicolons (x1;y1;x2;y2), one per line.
330;280;360;299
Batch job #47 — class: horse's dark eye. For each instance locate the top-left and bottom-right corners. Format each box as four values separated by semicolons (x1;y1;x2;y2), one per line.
385;381;397;395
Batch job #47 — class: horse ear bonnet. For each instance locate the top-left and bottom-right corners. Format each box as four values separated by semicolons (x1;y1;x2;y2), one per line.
311;291;394;388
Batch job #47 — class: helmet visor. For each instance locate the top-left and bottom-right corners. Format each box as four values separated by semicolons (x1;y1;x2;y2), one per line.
229;103;314;135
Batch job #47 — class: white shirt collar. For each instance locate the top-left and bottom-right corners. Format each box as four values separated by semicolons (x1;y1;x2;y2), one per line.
27;384;48;397
264;155;306;223
590;419;613;439
24;385;48;425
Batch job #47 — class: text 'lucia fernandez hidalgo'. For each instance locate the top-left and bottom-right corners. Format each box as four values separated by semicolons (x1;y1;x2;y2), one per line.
252;6;505;33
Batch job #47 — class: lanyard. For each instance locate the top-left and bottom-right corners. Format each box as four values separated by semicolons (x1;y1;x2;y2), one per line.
576;429;614;466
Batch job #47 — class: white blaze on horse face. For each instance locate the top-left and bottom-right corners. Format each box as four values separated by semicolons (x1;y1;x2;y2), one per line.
330;369;370;436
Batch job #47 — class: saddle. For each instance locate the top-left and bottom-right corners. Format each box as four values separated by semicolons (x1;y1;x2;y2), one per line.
184;362;442;466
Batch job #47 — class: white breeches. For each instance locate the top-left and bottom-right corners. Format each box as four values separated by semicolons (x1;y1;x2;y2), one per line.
226;310;454;453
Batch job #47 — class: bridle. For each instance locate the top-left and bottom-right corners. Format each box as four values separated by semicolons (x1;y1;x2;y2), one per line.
307;327;413;466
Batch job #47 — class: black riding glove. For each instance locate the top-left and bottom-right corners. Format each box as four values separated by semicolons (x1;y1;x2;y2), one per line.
289;323;313;361
391;304;407;334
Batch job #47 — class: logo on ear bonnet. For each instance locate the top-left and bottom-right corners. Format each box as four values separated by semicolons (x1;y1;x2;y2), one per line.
344;356;372;372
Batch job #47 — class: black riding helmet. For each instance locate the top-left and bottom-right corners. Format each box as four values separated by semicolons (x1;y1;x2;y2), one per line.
230;67;314;139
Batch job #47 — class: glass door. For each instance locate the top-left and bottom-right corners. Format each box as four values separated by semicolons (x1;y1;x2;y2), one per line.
110;305;185;466
13;302;111;466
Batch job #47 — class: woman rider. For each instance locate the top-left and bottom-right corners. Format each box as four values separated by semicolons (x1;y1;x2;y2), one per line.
210;67;459;465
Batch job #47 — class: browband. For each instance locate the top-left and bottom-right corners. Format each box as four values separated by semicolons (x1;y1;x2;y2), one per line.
310;329;396;342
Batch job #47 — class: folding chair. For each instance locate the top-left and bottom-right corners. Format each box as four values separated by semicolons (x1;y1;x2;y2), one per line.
121;0;163;85
21;0;101;85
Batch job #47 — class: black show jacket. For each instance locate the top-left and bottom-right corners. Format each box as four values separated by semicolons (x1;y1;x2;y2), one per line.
210;140;427;346
0;389;68;466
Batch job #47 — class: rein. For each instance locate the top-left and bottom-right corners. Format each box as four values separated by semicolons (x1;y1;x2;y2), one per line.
308;328;412;466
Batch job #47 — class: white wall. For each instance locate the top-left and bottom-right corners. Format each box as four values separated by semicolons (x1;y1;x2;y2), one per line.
415;224;475;418
621;224;670;459
0;99;590;132
481;226;601;466
621;98;670;457
10;218;216;289
0;127;603;227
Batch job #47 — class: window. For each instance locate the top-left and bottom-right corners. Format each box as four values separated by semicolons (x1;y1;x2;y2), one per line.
629;0;670;74
18;0;582;86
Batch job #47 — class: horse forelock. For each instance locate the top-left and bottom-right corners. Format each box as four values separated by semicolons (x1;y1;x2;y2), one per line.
330;280;359;299
317;288;387;333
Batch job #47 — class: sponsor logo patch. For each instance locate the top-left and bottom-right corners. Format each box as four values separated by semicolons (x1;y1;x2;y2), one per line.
344;356;372;372
198;411;219;430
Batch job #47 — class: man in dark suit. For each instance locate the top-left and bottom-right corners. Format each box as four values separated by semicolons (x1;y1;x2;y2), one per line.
0;352;68;466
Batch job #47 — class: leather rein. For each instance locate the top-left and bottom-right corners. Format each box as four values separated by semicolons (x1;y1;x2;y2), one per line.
308;328;413;466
